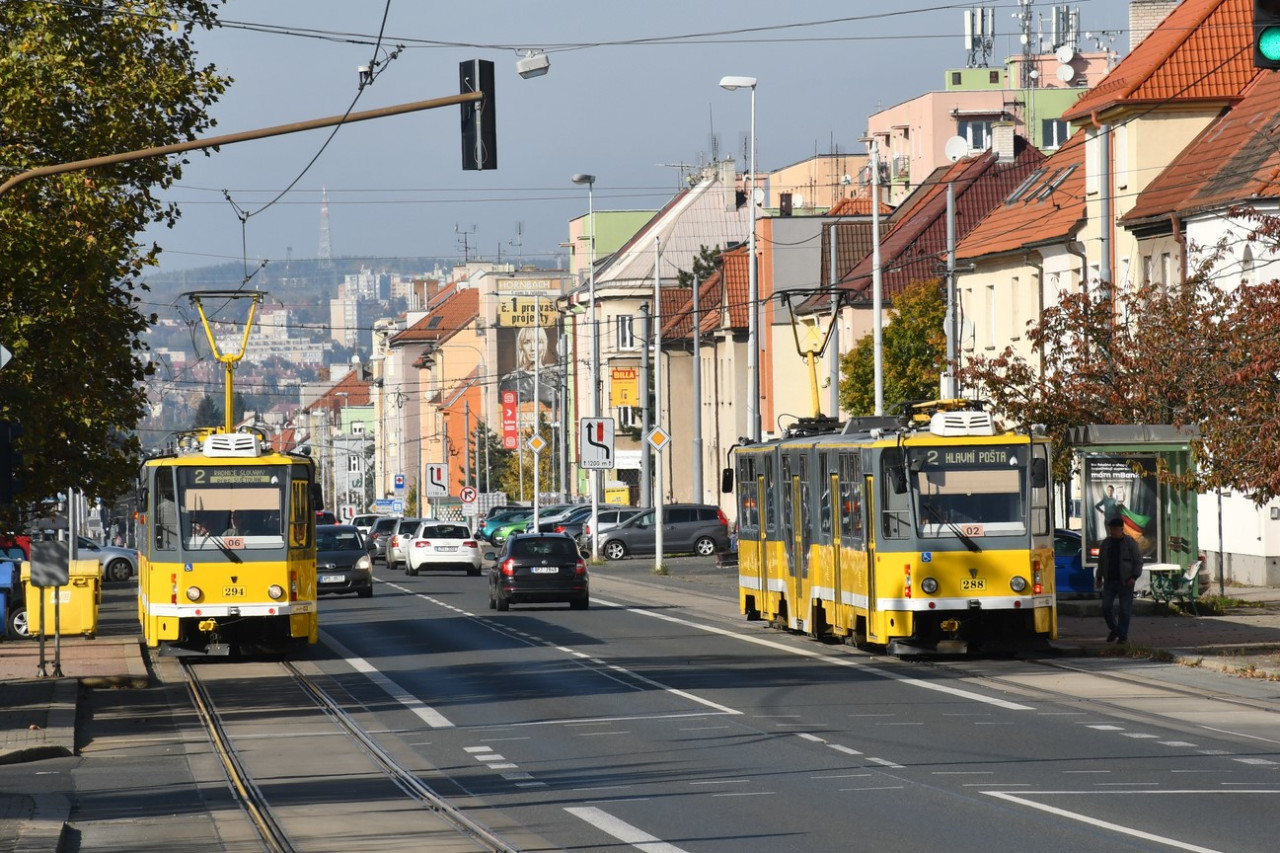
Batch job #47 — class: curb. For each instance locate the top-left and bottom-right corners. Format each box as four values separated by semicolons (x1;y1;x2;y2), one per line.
13;794;69;853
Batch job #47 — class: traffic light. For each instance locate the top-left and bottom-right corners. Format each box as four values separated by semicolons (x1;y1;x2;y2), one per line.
459;59;496;170
1255;1;1280;69
0;421;22;504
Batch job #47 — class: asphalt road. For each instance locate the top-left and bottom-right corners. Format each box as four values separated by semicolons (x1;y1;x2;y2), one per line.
291;559;1280;853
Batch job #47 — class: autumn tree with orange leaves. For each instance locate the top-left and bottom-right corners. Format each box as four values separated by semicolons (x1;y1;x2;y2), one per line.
961;262;1280;503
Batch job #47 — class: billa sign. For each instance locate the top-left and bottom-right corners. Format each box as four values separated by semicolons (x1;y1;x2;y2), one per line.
610;367;638;407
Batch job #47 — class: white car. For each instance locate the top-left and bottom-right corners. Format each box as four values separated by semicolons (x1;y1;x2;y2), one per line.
405;522;483;577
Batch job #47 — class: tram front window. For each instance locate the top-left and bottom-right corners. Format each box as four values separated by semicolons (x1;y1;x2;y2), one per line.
178;465;288;549
910;446;1028;538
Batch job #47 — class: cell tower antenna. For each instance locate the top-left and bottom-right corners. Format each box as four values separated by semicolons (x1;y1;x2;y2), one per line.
964;6;995;68
318;186;332;265
509;221;524;269
455;222;477;263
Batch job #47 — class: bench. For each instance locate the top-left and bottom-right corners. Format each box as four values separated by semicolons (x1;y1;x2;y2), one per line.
1146;561;1202;615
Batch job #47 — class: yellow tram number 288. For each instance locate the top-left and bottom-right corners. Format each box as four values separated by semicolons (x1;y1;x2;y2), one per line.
961;579;986;591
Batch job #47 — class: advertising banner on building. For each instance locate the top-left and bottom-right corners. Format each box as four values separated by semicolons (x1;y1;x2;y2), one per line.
501;391;518;450
610;367;638;407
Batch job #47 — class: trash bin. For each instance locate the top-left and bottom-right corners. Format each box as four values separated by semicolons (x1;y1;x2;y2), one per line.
20;559;100;638
0;560;14;640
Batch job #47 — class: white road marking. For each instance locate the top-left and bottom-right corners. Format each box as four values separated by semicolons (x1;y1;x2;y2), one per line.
566;806;693;853
867;757;904;768
592;596;1034;711
320;630;453;728
985;790;1280;853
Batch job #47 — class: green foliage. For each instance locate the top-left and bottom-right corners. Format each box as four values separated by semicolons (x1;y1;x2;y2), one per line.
464;419;513;492
192;394;220;428
0;2;228;524
497;415;558;500
676;245;722;288
839;279;947;415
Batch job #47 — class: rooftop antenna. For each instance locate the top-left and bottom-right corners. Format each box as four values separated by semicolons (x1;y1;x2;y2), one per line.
455;222;477;263
509;221;524;268
964;6;995;68
318;186;332;266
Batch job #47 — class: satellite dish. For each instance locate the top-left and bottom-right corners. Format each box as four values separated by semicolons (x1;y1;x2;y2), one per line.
944;136;969;163
793;193;804;209
752;187;766;206
1056;45;1076;64
1056;64;1076;83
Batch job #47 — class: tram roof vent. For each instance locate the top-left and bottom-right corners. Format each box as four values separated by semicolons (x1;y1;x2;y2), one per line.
930;410;996;437
203;432;262;457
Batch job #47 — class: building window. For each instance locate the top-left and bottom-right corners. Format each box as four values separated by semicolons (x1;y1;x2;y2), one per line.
1161;253;1173;289
618;406;639;428
986;283;997;349
1009;276;1020;341
952;71;962;85
957;120;993;151
989;70;1000;84
1041;119;1069;149
616;315;636;350
1142;255;1152;286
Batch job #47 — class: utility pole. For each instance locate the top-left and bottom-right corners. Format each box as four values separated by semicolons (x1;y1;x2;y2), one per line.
640;303;652;507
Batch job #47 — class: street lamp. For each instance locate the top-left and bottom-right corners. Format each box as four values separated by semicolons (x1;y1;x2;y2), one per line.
571;172;602;560
719;75;759;442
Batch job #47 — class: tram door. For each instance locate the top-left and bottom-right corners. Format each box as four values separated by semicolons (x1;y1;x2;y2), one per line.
864;474;878;643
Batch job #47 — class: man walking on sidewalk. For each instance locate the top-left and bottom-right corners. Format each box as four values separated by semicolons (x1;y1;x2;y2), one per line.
1096;516;1143;643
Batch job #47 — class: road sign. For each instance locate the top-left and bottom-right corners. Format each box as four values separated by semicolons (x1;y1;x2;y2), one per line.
394;473;405;491
527;434;547;454
501;390;518;449
579;418;615;469
374;498;397;514
425;463;448;497
647;425;672;452
460;486;477;504
0;344;10;371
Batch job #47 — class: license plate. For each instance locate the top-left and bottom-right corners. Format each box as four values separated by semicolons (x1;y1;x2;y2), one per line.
224;586;246;597
961;578;986;591
531;566;559;574
435;546;457;552
320;575;343;584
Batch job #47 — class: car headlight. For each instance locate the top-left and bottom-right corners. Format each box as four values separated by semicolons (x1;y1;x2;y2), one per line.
185;586;203;601
267;584;285;600
357;555;372;571
1010;576;1028;593
920;577;939;595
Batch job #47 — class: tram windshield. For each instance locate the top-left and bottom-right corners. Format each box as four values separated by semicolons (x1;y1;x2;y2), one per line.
909;445;1027;538
177;465;288;549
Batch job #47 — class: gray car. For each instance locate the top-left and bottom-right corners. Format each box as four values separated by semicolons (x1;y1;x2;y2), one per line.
75;536;138;582
599;504;730;560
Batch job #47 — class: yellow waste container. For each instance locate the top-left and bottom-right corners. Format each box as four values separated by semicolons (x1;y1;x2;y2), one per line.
21;559;101;638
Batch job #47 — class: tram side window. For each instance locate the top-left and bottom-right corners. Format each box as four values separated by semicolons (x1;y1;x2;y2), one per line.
818;453;833;543
780;454;794;545
764;455;778;535
737;457;759;534
1030;444;1050;536
798;454;812;548
839;453;863;546
290;476;311;548
881;449;910;540
154;471;178;551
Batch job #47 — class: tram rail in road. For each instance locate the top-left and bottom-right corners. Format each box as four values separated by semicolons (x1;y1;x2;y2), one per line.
181;657;519;853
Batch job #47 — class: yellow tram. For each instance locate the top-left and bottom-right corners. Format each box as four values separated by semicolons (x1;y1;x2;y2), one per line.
728;401;1056;654
136;291;319;655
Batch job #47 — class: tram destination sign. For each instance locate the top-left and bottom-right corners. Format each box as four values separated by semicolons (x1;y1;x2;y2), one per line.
915;446;1024;469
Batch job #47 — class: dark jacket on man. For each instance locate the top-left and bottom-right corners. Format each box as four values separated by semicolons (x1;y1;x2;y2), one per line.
1094;533;1143;589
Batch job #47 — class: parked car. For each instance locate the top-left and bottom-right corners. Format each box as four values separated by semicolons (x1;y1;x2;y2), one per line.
487;510;538;545
315;524;373;598
367;516;400;564
388;517;427;570
534;504;593;533
1054;528;1096;596
478;508;535;544
316;510;337;525
599;504;730;560
482;504;528;521
487;532;589;611
405;522;483;576
574;507;645;549
523;504;580;531
74;536;138;582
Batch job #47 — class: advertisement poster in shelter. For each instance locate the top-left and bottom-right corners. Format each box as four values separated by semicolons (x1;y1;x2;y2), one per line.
1082;455;1158;564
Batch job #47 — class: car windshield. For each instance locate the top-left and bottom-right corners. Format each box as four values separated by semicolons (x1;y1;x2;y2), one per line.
317;530;362;551
510;538;578;559
420;524;470;539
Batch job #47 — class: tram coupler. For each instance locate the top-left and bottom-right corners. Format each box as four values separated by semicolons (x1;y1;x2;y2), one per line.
198;619;218;633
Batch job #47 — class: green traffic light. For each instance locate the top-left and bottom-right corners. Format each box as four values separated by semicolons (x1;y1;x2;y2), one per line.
1262;26;1280;61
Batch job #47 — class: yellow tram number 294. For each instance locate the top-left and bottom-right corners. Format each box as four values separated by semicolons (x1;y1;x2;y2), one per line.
224;586;246;598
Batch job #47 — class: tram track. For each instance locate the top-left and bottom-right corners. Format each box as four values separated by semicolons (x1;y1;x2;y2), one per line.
181;657;520;853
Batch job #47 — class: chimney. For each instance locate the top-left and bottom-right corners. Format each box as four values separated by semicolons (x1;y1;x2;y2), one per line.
1129;0;1178;53
991;122;1016;163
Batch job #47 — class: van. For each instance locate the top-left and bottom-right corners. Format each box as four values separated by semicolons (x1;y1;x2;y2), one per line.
599;504;730;561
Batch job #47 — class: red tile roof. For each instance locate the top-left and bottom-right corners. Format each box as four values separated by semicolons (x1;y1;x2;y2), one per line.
827;196;893;217
957;130;1088;259
1063;0;1255;123
837;140;1046;301
392;287;479;348
1123;70;1280;223
663;244;749;339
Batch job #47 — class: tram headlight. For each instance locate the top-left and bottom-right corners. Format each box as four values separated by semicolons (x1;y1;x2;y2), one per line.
920;577;939;595
185;586;203;602
1010;576;1028;593
267;584;285;600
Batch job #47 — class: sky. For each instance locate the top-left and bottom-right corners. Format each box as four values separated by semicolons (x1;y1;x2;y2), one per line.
142;0;1137;277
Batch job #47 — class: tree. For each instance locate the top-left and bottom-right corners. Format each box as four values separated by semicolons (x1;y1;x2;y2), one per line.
960;266;1280;502
192;395;221;429
839;279;948;415
676;245;721;289
0;2;228;523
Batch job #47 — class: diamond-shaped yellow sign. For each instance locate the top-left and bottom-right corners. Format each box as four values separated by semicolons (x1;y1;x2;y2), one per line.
527;434;547;454
646;426;671;451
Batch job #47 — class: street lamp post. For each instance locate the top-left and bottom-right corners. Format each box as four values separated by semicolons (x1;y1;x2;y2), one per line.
571;172;601;560
719;75;759;443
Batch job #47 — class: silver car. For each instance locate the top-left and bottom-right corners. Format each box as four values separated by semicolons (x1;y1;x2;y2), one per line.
75;536;138;582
